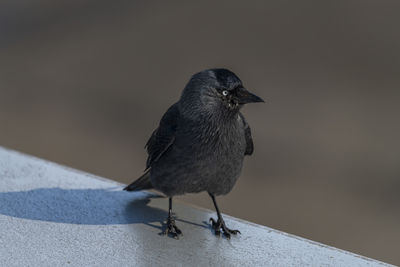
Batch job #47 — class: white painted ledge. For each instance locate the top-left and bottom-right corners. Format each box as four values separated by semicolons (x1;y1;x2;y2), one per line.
0;147;393;266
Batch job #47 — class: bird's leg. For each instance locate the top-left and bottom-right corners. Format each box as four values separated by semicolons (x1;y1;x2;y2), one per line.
208;193;240;239
162;197;182;238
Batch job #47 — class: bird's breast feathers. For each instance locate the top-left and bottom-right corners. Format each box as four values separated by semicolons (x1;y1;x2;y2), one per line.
176;116;246;157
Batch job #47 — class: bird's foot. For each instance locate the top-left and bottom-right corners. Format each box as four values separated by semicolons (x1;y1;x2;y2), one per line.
162;216;183;239
209;217;240;239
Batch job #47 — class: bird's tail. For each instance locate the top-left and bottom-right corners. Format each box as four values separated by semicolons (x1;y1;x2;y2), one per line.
123;170;153;191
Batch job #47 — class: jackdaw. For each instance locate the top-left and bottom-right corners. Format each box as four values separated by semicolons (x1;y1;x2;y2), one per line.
124;68;263;238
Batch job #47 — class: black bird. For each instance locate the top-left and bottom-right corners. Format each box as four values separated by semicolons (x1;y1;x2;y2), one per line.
124;69;263;238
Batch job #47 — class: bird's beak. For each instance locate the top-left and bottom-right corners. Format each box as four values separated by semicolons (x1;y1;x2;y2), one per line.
236;87;264;104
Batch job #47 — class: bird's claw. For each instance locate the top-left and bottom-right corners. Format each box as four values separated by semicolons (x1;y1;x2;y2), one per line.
162;217;183;239
209;217;240;239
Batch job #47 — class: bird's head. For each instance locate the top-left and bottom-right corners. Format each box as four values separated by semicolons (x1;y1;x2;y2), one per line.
180;68;264;118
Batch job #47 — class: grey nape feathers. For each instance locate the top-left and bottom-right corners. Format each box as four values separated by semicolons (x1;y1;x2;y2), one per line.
124;68;263;239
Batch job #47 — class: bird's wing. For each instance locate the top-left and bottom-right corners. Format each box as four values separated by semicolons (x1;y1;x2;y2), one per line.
239;112;254;156
145;103;179;169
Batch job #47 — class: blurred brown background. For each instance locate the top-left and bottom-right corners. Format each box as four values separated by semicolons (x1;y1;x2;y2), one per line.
1;0;399;264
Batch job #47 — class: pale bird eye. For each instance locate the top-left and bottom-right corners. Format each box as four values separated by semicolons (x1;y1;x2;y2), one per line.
222;90;229;96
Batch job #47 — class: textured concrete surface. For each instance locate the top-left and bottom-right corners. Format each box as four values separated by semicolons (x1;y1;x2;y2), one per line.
0;147;393;267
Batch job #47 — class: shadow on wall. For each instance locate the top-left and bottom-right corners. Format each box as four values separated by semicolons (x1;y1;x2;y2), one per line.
0;188;167;225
